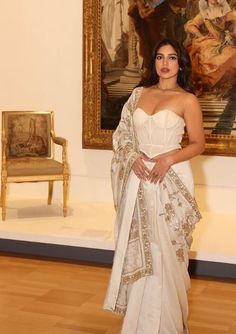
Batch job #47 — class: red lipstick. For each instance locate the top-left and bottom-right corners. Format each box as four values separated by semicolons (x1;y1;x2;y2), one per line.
161;68;170;73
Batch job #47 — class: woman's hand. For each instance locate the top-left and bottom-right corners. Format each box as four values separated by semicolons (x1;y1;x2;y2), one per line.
209;28;220;40
205;21;220;40
136;0;154;18
132;154;150;181
149;155;173;183
194;32;204;39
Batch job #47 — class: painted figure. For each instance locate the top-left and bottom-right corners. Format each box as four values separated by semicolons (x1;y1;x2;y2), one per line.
185;0;236;96
128;0;187;68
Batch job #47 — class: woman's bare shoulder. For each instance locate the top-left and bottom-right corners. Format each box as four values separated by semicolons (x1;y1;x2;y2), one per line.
180;92;202;117
179;91;199;105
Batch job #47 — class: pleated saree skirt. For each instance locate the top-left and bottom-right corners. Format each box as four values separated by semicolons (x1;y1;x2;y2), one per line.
120;160;194;334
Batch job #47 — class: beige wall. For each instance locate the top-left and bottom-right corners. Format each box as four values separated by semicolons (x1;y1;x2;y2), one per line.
0;0;235;262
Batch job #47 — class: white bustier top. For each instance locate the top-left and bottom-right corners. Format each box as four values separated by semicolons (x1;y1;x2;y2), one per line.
133;108;185;158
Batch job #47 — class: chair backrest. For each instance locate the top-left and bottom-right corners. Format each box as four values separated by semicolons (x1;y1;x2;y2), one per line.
2;111;54;160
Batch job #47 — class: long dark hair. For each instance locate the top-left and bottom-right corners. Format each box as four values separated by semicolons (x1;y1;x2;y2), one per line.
138;38;194;93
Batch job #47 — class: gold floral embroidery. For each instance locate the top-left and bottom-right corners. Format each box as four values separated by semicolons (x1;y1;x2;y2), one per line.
168;168;202;220
129;216;139;241
118;166;125;180
114;305;126;315
176;248;185;262
165;203;176;222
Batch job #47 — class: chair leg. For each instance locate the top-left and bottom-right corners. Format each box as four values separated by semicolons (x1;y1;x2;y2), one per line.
63;177;68;217
1;178;7;221
48;181;53;205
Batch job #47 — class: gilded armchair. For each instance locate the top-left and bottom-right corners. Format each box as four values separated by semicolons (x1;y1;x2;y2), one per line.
1;111;69;220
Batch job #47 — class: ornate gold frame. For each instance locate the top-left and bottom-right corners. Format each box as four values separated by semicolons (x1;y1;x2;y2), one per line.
83;0;236;156
83;0;112;150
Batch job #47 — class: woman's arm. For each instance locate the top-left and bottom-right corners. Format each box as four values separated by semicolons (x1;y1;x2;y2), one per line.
133;0;154;19
225;10;236;22
185;13;205;38
170;94;205;164
225;10;236;36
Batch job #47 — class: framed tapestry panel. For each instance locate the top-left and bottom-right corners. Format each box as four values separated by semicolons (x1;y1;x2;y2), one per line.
3;111;52;159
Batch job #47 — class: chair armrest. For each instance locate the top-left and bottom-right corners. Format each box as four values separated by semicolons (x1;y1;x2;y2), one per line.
2;137;8;155
51;135;68;166
52;136;67;146
1;137;8;171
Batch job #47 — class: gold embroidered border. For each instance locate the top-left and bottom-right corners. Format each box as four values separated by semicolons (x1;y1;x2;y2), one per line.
114;88;144;205
131;87;143;154
121;184;153;285
130;87;143;116
168;168;202;220
120;150;140;202
114;305;126;316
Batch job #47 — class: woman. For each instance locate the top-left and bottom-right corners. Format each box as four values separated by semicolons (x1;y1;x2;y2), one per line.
104;38;205;333
185;0;236;96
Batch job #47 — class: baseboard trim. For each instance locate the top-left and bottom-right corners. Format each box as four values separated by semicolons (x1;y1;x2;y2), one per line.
0;239;235;279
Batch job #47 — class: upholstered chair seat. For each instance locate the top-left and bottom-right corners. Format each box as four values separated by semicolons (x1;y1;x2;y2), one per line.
7;159;63;177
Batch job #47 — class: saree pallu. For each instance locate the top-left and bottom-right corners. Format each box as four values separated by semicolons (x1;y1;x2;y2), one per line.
103;87;201;334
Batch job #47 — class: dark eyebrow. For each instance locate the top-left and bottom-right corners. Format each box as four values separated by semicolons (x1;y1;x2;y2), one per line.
156;52;178;56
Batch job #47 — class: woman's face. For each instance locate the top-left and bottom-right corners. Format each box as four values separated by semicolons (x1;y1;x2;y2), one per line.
155;44;180;79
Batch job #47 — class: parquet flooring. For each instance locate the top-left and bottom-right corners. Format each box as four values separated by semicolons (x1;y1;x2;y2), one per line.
0;255;235;334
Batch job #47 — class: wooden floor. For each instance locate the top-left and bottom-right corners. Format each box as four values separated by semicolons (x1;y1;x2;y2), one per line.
0;255;235;334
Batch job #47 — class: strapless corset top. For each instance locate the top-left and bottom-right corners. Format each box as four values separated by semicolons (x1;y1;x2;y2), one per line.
133;108;185;158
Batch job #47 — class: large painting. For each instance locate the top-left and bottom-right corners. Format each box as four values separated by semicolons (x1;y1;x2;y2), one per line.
83;0;236;155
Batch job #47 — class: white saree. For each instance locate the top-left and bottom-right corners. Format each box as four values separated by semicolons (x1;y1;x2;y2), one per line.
103;87;201;334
